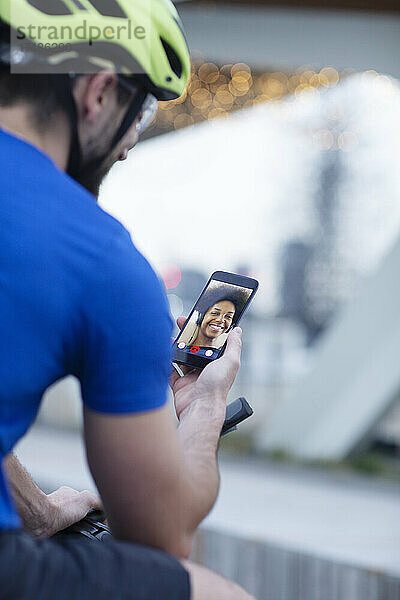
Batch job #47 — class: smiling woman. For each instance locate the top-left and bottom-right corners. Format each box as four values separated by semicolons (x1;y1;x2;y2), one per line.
177;283;252;354
193;299;236;349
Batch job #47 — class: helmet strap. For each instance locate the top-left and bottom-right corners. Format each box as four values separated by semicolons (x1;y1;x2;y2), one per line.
111;88;147;149
75;88;147;188
51;75;147;185
50;74;82;180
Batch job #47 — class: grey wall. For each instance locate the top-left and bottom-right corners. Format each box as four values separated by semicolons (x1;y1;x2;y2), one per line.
179;4;400;78
257;235;400;460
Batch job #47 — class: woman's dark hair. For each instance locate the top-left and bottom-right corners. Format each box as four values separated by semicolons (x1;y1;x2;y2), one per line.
197;286;250;327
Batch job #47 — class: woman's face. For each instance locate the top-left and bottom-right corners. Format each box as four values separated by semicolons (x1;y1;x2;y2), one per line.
200;301;236;341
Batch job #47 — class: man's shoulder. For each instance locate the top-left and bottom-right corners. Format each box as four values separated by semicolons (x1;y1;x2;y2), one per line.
36;167;135;276
0;127;123;241
58;172;128;243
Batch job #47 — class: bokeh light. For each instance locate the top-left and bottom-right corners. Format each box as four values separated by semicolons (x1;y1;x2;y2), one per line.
313;129;335;150
338;131;359;152
160;264;182;290
147;60;348;139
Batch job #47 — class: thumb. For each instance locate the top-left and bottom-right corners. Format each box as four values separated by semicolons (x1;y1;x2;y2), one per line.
176;316;187;331
223;327;242;363
78;490;102;513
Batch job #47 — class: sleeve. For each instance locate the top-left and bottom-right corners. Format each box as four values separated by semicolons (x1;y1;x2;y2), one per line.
78;228;173;414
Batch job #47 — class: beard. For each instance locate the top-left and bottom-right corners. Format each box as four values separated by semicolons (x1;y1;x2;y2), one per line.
72;152;116;199
75;162;112;199
70;119;124;198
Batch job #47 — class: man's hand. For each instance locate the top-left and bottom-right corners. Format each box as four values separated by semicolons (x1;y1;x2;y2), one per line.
5;454;102;538
83;318;243;558
44;486;102;537
170;316;242;420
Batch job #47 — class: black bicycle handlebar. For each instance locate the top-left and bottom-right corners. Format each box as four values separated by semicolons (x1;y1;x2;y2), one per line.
220;397;253;436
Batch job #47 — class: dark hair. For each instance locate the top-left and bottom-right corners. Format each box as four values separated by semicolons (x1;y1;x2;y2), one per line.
0;70;131;128
197;287;250;327
0;21;131;130
0;71;62;128
0;21;59;127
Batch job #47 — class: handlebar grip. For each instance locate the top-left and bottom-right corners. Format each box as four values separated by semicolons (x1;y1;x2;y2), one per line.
85;509;106;523
220;397;253;436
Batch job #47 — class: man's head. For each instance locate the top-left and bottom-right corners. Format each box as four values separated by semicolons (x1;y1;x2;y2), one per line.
71;73;141;196
0;67;143;195
0;0;190;196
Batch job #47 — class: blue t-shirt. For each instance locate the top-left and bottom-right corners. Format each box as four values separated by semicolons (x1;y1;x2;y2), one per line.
0;129;173;530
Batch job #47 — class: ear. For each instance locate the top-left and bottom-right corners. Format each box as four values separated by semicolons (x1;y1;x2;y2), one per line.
74;71;119;124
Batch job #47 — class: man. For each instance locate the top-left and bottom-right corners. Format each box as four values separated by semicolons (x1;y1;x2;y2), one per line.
0;1;254;599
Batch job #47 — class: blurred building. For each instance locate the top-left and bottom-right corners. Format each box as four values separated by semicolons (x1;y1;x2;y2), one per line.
36;1;400;459
279;241;315;342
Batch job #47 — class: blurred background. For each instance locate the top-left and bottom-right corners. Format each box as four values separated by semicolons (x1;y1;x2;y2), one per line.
18;1;400;598
99;0;400;468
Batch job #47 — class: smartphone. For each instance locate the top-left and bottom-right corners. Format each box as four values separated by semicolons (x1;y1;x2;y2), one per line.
172;271;259;370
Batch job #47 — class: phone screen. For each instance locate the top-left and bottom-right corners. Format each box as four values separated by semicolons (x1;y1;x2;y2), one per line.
172;272;258;369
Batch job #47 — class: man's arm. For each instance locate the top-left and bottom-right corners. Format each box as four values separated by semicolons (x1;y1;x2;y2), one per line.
4;454;101;537
172;322;243;528
83;327;242;559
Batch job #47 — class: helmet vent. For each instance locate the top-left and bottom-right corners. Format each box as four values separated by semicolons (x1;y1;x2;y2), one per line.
70;0;88;9
86;0;128;18
27;0;72;15
160;37;182;79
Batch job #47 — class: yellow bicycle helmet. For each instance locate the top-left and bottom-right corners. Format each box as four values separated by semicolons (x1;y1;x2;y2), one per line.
0;0;190;180
0;0;190;99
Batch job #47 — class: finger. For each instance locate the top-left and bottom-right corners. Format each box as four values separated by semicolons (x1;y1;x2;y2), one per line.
176;316;187;330
174;362;188;376
79;490;102;513
170;363;198;387
170;372;181;387
170;364;183;386
222;327;242;363
178;364;197;376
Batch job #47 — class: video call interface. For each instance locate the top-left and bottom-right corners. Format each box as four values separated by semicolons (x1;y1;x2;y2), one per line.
174;280;253;360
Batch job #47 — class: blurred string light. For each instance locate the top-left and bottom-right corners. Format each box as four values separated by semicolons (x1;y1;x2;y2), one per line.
160;263;182;290
338;131;359;152
309;72;398;153
313;129;335;151
142;63;393;157
312;124;360;152
143;61;343;135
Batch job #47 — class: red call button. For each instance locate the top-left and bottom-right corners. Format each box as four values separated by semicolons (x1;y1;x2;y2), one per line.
190;346;200;354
